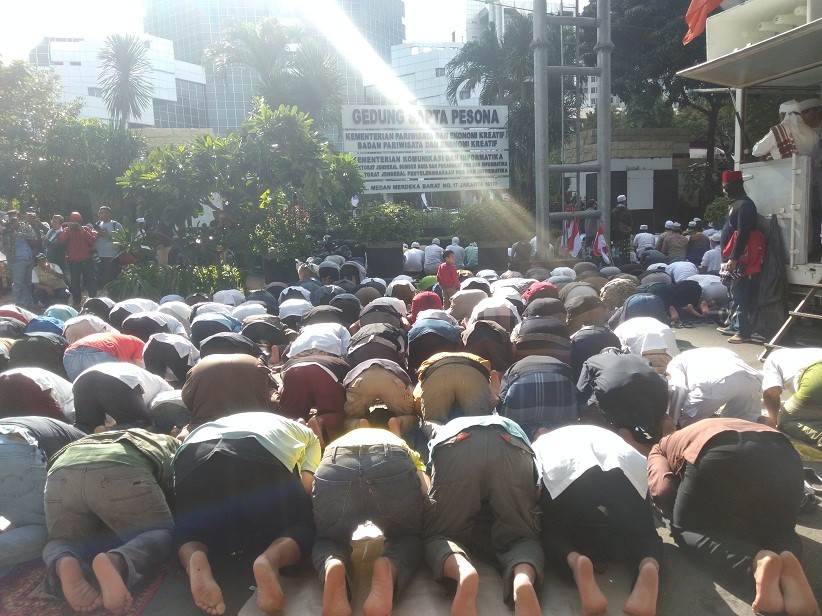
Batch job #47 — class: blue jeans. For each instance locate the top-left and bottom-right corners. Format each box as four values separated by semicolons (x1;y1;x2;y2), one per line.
63;346;116;382
730;275;759;338
9;259;34;306
0;434;49;571
312;444;423;594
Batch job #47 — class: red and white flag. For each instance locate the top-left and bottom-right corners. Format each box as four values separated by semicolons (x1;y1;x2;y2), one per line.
564;218;582;258
592;224;611;264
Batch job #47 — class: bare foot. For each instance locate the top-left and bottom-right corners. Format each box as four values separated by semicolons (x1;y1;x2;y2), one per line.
779;551;821;616
253;555;284;613
92;553;133;615
513;570;541;616
623;558;659;616
451;566;478;616
57;556;102;613
387;416;402;437
752;550;784;615
322;559;352;616
572;554;608;615
189;550;225;615
363;557;395;616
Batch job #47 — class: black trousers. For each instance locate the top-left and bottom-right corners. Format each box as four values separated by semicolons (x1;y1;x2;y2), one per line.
672;431;804;582
73;371;152;433
539;466;662;584
144;337;192;383
174;438;315;556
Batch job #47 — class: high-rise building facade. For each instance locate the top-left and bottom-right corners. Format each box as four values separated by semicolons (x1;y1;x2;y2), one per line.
29;35;208;129
144;0;405;136
144;0;271;136
390;42;480;106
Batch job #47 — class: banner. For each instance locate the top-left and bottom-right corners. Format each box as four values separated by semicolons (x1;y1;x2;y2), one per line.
343;105;509;194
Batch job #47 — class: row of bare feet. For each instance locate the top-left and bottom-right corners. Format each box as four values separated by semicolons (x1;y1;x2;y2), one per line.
59;546;819;616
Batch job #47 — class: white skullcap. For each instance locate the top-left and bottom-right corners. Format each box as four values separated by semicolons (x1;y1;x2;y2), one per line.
639;224;648;231
411;241;420;248
432;238;440;245
616;195;627;203
673;222;682;230
665;220;674;229
452;237;460;244
799;98;821;112
693;217;702;222
779;100;800;113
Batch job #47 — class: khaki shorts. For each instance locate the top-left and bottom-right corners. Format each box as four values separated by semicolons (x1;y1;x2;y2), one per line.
414;362;493;422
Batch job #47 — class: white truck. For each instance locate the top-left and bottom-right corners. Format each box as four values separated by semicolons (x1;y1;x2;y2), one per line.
678;0;821;286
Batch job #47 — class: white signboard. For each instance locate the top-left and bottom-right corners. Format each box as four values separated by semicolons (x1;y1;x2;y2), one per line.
342;105;509;193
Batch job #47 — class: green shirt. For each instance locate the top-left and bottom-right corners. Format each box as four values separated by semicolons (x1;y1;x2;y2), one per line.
49;429;180;494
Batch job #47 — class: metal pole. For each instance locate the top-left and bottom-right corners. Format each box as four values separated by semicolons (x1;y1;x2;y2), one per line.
596;0;613;250
733;87;745;167
574;0;582;201
534;0;550;259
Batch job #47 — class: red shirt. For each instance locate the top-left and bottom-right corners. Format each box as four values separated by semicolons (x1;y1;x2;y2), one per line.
58;225;97;262
436;262;460;289
67;332;144;362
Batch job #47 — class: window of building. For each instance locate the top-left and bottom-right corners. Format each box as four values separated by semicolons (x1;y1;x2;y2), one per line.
87;87;103;97
50;61;63;65
435;67;446;77
70;61;81;66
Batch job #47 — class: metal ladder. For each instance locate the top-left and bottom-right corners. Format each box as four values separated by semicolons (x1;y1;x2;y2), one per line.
759;278;822;362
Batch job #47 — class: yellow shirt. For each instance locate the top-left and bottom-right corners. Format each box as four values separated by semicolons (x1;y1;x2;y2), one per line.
331;428;426;471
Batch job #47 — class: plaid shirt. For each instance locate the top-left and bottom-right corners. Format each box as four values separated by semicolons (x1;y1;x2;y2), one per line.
498;357;579;429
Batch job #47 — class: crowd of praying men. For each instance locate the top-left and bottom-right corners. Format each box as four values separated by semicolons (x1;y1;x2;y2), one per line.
0;247;820;616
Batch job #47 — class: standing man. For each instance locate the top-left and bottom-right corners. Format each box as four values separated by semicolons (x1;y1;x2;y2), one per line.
1;211;38;307
685;220;711;266
94;206;123;288
610;195;633;265
45;214;67;273
59;212;97;308
661;222;688;262
720;170;761;344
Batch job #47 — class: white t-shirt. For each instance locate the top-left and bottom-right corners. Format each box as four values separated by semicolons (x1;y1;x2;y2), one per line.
5;367;75;421
78;363;173;405
403;248;425;272
288;322;350;358
667;347;761;390
665;261;699;283
761;347;822;394
700;246;722;273
533;424;649;499
614;316;679;357
31;263;63;284
632;232;656;252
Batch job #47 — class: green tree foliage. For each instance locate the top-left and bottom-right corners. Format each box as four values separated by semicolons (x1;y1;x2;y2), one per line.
455;201;535;244
106;262;244;301
30;118;144;218
205;18;342;134
0;60;80;207
348;203;423;244
119;101;363;259
98;34;154;130
445;13;575;203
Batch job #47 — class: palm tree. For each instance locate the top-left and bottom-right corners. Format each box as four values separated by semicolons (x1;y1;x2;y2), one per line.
205;18;342;134
97;34;154;130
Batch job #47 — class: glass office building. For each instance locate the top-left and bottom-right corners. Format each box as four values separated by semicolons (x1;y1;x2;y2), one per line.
144;0;405;136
